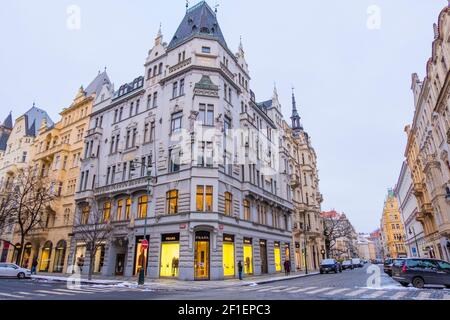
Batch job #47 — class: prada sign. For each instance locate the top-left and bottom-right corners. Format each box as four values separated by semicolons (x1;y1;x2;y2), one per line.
223;234;234;243
162;233;180;242
243;237;252;245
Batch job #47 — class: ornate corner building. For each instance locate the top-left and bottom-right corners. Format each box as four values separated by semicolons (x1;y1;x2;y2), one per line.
285;91;325;271
380;190;407;259
404;4;450;262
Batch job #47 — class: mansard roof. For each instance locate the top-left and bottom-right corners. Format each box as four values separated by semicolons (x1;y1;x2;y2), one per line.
0;132;10;151
257;100;273;109
23;105;54;137
85;71;111;97
2;112;13;129
168;1;228;50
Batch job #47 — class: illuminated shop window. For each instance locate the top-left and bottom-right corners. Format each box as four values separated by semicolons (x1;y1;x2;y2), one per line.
134;237;149;276
39;241;53;272
223;235;235;277
274;242;281;272
243;238;253;275
160;234;180;277
195;231;210;280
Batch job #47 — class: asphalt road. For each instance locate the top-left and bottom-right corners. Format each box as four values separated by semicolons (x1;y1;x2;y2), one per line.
0;264;449;300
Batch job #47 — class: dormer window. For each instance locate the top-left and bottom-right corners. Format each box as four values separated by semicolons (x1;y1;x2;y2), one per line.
188;17;194;24
192;25;197;32
200;27;210;34
202;46;211;54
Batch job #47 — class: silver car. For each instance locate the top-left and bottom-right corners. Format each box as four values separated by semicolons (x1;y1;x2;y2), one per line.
0;263;32;279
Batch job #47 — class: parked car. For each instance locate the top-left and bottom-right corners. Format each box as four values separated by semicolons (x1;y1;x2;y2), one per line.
392;258;450;289
320;259;342;274
351;258;363;268
383;258;394;276
342;260;354;270
0;263;31;279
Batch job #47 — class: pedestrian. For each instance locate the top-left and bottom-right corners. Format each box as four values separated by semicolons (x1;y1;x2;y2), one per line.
31;257;38;275
77;254;85;274
284;260;291;276
238;260;243;280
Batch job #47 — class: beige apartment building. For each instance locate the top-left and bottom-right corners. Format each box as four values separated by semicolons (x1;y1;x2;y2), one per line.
285;91;325;271
404;5;450;261
2;73;109;271
380;190;407;259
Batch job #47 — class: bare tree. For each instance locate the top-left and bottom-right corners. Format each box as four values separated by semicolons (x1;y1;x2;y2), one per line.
73;199;112;280
323;214;356;259
5;167;56;265
0;191;15;232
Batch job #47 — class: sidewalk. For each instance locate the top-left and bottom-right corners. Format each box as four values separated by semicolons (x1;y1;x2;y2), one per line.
31;270;319;290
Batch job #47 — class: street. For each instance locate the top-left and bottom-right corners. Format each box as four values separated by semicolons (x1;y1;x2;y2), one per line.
0;264;449;300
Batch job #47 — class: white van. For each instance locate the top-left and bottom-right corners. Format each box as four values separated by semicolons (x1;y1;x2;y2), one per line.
351;258;363;268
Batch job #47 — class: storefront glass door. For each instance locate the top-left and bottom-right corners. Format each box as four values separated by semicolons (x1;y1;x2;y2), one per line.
243;238;253;275
194;231;210;280
223;235;235;277
274;242;281;272
260;240;268;274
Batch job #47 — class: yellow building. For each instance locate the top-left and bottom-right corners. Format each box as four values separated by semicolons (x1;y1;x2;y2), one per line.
380;190;407;259
7;72;110;272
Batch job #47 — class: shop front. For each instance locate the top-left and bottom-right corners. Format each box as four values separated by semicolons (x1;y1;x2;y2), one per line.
53;240;66;273
194;231;210;280
39;241;53;272
295;242;301;270
285;243;290;261
243;237;253;275
133;236;149;276
74;243;86;273
222;234;235;277
259;239;268;274
274;242;281;272
1;242;9;262
22;243;33;268
160;233;180;278
94;244;105;274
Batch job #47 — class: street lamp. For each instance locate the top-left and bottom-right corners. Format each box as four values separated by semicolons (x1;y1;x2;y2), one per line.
135;163;156;285
321;249;325;259
408;227;420;258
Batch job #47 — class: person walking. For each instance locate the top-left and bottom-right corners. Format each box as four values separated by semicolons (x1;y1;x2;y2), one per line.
284;260;291;276
238;260;243;280
31;257;38;275
77;254;85;274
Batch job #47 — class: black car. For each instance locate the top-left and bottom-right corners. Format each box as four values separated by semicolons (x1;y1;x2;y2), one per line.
320;259;342;274
341;260;354;270
392;258;450;289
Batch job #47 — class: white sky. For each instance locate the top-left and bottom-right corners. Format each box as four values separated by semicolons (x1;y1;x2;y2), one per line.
0;1;446;233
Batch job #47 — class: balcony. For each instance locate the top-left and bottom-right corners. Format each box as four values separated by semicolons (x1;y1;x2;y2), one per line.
220;62;235;81
289;174;300;189
94;176;148;196
242;182;293;211
85;127;103;138
169;58;192;74
75;189;94;201
35;143;71;161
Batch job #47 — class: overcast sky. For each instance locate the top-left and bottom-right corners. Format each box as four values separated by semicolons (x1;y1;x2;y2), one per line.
0;1;446;233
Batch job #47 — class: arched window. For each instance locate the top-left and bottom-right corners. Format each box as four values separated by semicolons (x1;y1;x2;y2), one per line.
158;63;163;75
103;201;111;222
137;195;148;219
40;241;53;272
53;240;67;273
153;66;158;77
224;192;233;216
166;190;179;215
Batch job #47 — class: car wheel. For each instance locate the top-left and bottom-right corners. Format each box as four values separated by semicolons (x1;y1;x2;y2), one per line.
320;271;323;274
412;277;425;289
17;272;25;279
399;282;409;287
445;285;450;289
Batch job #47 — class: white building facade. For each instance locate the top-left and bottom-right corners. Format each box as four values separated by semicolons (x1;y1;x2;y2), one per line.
69;2;297;280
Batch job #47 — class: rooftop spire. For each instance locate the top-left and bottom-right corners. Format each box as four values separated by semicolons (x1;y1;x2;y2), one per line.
291;87;302;131
155;23;163;45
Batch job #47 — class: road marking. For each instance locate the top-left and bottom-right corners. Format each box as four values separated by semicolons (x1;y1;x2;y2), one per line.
256;285;287;292
415;292;432;300
345;288;368;297
0;292;26;299
305;287;333;294
16;291;47;297
242;286;266;291
54;289;95;294
35;290;74;296
365;290;386;299
271;287;298;292
324;288;350;295
390;291;408;300
286;286;317;293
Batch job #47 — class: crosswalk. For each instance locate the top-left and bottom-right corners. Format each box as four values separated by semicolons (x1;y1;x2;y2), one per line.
0;285;148;300
224;284;450;300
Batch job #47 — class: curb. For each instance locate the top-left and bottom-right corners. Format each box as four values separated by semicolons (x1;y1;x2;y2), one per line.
32;276;122;286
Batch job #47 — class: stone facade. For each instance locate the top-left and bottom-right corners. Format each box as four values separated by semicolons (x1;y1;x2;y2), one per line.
380;190;407;259
68;2;301;280
404;5;450;261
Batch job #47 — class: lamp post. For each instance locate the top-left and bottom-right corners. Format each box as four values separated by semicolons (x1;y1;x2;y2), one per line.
321;249;326;260
137;164;154;285
409;227;420;258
